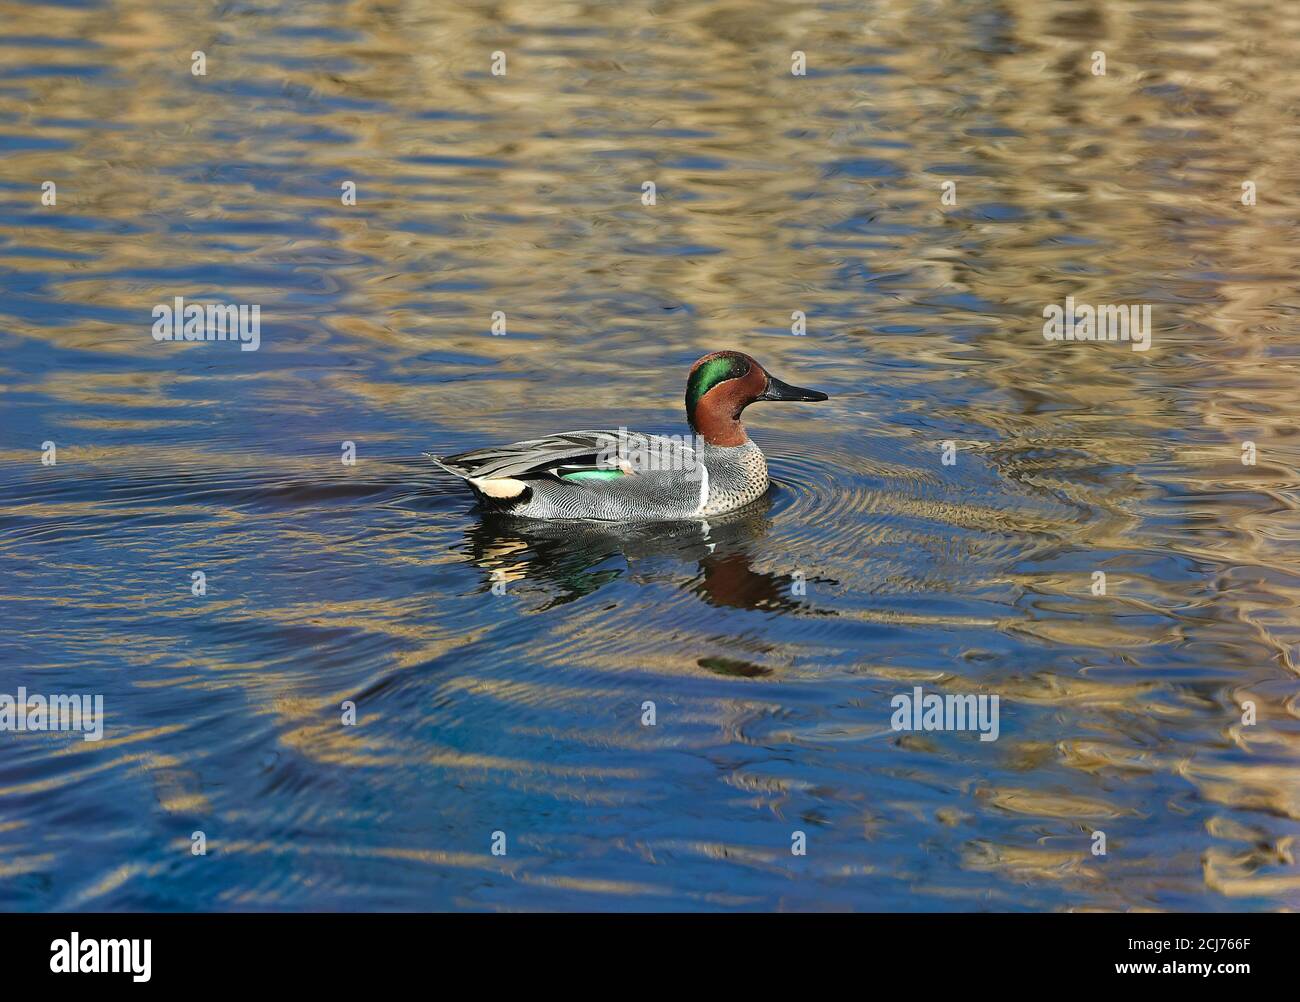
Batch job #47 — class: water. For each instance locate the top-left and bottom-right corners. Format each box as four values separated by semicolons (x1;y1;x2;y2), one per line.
1;0;1298;911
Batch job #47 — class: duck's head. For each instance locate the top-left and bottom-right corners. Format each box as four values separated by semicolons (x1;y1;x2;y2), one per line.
685;350;828;446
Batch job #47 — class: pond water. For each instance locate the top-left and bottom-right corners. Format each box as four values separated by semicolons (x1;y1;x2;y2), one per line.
1;0;1298;910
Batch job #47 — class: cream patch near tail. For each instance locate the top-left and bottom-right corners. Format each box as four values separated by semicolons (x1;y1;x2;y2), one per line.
469;476;528;499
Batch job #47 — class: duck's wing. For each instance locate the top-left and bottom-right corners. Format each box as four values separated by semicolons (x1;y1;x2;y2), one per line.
428;430;693;481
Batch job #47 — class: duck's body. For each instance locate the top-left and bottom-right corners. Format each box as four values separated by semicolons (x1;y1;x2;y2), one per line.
429;351;826;523
432;431;768;520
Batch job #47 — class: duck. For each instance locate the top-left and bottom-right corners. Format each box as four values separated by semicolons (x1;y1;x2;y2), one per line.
427;350;828;522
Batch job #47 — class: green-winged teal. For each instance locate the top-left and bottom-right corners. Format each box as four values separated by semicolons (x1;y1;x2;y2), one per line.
428;350;828;521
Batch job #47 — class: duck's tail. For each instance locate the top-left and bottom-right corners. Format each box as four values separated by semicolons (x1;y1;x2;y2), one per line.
423;452;464;477
424;452;530;500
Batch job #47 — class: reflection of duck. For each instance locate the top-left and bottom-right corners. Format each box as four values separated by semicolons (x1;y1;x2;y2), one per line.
460;494;821;613
428;351;827;521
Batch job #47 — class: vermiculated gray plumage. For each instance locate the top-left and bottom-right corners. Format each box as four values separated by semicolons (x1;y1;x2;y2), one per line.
428;430;769;522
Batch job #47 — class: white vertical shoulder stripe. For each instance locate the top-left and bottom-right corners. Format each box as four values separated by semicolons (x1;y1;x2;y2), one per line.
693;463;709;516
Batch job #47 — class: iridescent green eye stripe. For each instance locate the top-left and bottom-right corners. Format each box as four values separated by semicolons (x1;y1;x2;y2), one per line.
686;356;747;412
